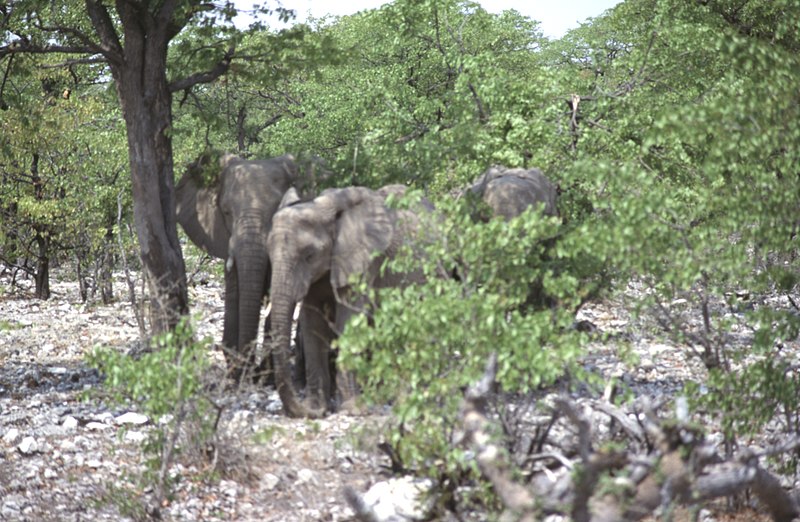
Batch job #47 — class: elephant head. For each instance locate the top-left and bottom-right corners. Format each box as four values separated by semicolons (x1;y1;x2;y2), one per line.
175;152;301;381
267;185;429;417
468;166;559;221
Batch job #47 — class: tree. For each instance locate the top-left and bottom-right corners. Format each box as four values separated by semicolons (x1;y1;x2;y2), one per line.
0;1;284;332
0;51;129;300
260;0;548;189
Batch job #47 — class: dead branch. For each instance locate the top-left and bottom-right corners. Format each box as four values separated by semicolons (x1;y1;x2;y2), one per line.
458;356;800;521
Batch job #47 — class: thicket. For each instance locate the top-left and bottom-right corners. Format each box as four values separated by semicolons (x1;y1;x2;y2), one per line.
332;0;800;512
0;53;133;301
2;0;799;517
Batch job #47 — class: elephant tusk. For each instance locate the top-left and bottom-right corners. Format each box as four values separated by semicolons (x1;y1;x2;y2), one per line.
226;256;234;272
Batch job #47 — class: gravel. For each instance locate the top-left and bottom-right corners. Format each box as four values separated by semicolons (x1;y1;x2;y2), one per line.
1;266;794;521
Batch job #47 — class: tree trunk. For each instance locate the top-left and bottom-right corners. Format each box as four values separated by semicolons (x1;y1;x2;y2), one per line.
33;231;50;300
99;225;114;304
31;153;50;300
108;22;189;334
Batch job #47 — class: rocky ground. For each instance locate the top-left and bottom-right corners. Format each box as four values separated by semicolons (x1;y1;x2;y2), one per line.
0;263;794;521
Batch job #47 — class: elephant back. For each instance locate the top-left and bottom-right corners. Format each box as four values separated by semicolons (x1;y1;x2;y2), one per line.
469;166;558;220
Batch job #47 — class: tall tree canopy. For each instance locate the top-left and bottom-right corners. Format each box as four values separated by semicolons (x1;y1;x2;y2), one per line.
0;0;295;332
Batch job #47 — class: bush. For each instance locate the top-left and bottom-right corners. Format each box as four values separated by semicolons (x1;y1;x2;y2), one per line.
87;317;218;503
337;197;595;483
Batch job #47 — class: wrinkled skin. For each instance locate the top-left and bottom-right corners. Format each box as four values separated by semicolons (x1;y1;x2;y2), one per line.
468;166;559;221
175;153;301;382
267;185;431;418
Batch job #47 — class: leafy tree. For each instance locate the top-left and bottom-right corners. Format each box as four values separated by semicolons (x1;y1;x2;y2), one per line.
262;0;550;189
0;0;296;332
335;0;800;509
0;52;128;299
544;0;800;457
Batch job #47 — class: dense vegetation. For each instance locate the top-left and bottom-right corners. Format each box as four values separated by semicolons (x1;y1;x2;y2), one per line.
2;0;799;517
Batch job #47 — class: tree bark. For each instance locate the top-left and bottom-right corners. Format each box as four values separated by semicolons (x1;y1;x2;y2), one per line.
92;0;189;333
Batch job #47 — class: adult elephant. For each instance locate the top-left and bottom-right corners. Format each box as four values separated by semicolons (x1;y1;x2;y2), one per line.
175;152;308;382
467;165;559;221
267;185;432;418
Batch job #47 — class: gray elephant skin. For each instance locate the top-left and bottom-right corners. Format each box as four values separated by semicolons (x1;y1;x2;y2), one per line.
468;166;558;221
175;152;302;381
267;185;432;418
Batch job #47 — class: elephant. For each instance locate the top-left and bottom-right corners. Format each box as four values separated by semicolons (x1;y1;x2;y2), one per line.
460;166;561;309
175;152;310;382
466;165;559;221
267;184;433;418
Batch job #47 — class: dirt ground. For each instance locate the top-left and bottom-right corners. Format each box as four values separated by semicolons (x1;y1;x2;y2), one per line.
0;264;793;521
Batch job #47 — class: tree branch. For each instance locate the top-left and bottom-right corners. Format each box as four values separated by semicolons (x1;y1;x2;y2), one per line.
168;46;234;93
84;0;124;64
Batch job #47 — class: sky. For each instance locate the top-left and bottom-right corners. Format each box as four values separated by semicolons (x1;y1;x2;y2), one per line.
235;0;622;39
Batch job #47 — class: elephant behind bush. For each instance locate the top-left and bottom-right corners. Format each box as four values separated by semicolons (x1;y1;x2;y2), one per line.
466;165;559;221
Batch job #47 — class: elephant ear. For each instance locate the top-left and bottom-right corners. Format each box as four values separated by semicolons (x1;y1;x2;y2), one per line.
327;188;395;289
175;169;230;259
278;187;301;210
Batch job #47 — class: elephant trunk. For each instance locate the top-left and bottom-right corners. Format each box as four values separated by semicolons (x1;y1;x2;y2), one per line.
231;217;272;376
270;280;323;419
236;254;268;362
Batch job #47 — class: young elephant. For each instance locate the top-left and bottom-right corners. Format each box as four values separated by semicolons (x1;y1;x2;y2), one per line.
267;185;431;418
175;152;306;382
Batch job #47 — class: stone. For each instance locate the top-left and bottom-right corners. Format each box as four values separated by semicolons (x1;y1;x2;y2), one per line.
18;436;39;455
261;473;280;491
124;430;147;443
3;427;20;444
296;468;315;485
353;476;435;522
115;412;149;425
62;416;79;430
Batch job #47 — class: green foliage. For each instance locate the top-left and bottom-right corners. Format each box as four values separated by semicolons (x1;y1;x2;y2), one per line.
87;318;216;498
0;50;130;289
338;200;589;478
257;0;551;189
547;0;800;446
688;358;800;441
0;319;23;331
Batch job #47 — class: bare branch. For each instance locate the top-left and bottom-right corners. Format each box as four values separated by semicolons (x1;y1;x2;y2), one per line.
38;56;107;69
168;47;235;93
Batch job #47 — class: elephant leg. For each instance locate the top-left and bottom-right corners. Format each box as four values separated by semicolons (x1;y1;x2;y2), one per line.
301;280;337;412
254;310;275;387
222;265;243;382
334;288;366;414
293;319;306;389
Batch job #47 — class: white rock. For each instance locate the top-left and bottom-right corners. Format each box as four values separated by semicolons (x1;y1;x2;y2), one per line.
18;436;39;455
261;473;280;491
115;412;149;425
356;476;435;522
62;416;79;430
3;427;20;444
87;459;103;468
124;430;147;443
86;422;111;431
44;468;58;479
296;468;315;485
